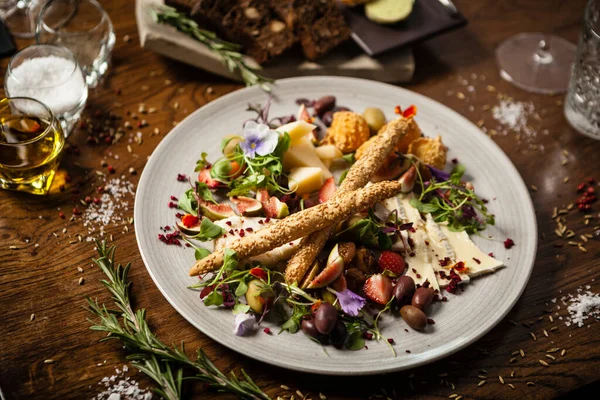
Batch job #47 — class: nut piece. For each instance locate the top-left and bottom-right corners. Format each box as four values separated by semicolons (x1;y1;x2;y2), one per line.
270;20;286;33
244;7;260;20
323;111;370;153
407;135;448;169
337;242;356;264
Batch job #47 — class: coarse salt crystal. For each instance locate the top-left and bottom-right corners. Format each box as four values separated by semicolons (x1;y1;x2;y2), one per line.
565;289;600;327
492;99;536;138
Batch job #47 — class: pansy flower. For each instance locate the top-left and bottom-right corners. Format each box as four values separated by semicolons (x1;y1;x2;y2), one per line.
240;121;279;159
232;312;256;336
332;288;366;317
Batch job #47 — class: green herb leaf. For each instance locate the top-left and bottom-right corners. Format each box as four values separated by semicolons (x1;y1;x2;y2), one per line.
195;247;211;260
211;159;232;181
232;303;250;315
273;132;291;158
203;289;224;307
409;197;439;214
192;218;225;241
346;329;365;350
450;164;466;184
194;152;210;172
235;280;248;297
196;182;218;204
177;188;197;215
342;153;355;164
223;249;239;272
280;304;309;334
338;169;349;185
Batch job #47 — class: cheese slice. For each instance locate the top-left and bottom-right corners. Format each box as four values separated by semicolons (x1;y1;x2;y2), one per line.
440;226;504;278
283;137;333;179
423;214;470;286
276;120;317;145
214;216;301;267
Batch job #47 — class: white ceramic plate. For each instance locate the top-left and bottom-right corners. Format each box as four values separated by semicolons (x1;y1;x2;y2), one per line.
134;76;537;376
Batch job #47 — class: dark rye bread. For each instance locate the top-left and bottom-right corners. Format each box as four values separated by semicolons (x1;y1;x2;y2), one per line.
220;0;296;65
164;0;198;15
189;0;236;37
269;0;351;61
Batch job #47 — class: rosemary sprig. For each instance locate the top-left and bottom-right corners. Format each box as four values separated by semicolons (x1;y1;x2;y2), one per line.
87;241;271;400
150;5;272;91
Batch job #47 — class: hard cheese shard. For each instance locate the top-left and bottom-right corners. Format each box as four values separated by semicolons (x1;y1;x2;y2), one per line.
382;193;503;289
214;216;301;267
384;194;439;291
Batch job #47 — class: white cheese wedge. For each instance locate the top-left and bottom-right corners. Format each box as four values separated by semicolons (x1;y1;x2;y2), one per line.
283;137;333;179
423;214;470;286
440;226;504;278
288;166;324;195
214;216;300;267
315;144;343;161
276;120;317;145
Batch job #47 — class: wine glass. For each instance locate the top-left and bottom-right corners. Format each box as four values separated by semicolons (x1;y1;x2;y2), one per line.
1;0;41;38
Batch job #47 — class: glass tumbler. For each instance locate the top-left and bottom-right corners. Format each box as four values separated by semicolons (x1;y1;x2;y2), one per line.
564;0;600;140
0;97;65;195
5;44;88;136
36;0;115;88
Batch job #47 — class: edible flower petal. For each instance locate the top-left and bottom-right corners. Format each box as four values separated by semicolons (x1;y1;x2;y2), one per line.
240;121;279;159
332;288;366;317
233;312;256;336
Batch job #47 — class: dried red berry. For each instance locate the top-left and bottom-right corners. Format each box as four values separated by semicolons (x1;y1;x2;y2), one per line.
504;238;515;249
72;208;81;215
59;212;65;219
107;165;115;174
263;328;271;334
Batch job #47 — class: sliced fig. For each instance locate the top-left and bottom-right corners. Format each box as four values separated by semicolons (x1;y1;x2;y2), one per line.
330;274;347;292
176;214;202;235
222;135;243;157
300;261;321;289
318;177;336;204
297;104;312;123
230;196;263;216
257;189;289;218
199;201;236;220
246;279;268;314
398;165;417;193
308;245;344;289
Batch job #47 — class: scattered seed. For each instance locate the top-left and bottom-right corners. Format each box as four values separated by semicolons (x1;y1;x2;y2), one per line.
165;79;172;85
508;384;515;390
296;390;303;398
9;245;18;250
129;167;136;175
543;329;549;337
319;394;326;400
530;185;538;192
44;359;54;364
552;207;558;218
547;348;560;353
477;380;486;387
127;145;132;153
78;277;84;285
568;241;578;246
510;370;515;378
123;35;131;42
173;101;179;109
546;354;556;360
561;158;568;166
280;385;290;391
578;245;587;253
529;332;537;341
448;395;458;399
153;128;160;135
478;374;487;379
565;230;575;238
563;177;569;183
486;85;496;92
509;357;517;363
30;313;35;321
508;320;518;326
549;315;554;323
456;396;463;400
77;266;83;273
479;369;488;374
499;376;505;384
561;349;567;356
520;349;525;358
539;359;549;367
527;382;535;387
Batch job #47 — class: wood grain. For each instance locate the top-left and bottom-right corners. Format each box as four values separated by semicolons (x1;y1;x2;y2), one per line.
1;0;599;399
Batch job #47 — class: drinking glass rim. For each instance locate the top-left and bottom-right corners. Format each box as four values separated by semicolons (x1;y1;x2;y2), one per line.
6;44;81;89
0;97;58;146
37;0;113;38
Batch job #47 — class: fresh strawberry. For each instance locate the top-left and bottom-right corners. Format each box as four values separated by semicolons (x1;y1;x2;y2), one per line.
249;267;268;280
318;177;336;203
181;214;200;228
198;168;222;188
363;274;393;305
378;251;406;276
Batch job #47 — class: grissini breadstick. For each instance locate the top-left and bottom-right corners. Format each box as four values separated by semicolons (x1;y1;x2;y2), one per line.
189;180;404;276
284;118;411;284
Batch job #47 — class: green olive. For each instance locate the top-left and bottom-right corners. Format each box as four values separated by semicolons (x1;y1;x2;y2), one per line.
363;107;387;133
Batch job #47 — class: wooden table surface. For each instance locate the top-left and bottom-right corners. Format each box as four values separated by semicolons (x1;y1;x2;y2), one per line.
1;0;599;399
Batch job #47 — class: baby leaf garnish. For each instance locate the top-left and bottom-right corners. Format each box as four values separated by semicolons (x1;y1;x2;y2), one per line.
195;182;218;204
177;188;197;216
194;152;210;172
412;164;495;233
191;218;225;242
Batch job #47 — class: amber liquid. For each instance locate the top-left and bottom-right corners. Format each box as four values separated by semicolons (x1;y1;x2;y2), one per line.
0;115;65;195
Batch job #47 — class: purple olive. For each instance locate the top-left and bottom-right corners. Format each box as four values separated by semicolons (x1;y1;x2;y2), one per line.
313;96;336;117
400;305;427;331
301;317;322;340
322;111;334;127
314;303;338;334
412;287;435;311
393;276;415;306
329;321;347;348
333;106;351;112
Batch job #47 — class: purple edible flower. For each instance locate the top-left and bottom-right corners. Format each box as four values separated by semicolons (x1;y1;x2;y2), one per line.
428;166;450;182
239;121;279;159
233;312;256;336
332;288;366;317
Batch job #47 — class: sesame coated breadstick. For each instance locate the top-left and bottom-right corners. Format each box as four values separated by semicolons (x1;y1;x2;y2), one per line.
189;180;405;276
284;118;411;284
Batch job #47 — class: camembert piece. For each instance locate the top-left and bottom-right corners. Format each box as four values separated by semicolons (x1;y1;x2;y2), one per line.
214;216;300;267
440;226;504;278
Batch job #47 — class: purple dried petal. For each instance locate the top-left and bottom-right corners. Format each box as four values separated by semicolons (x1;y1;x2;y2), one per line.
428;166;450;182
333;289;366;317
